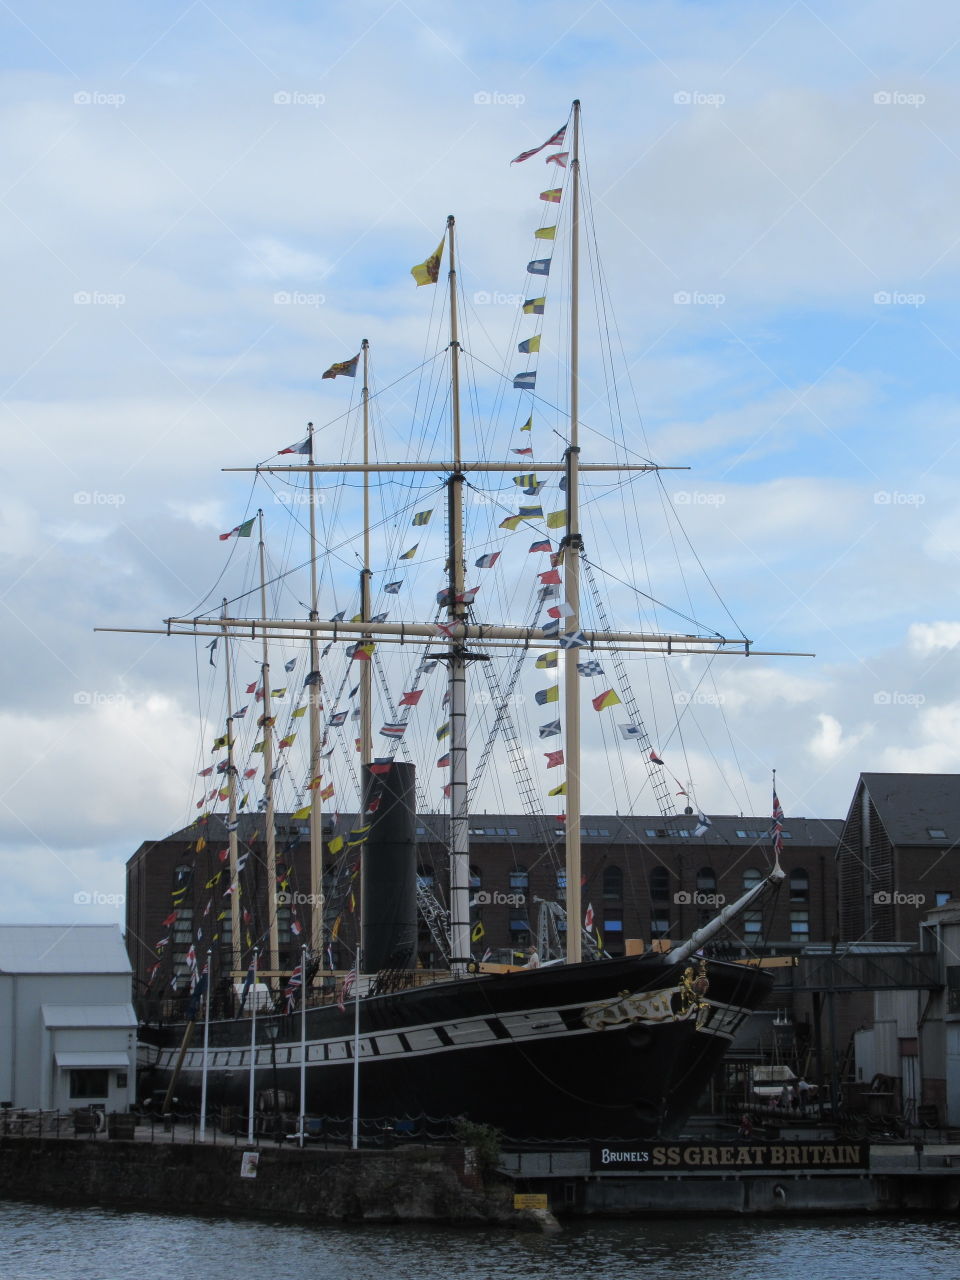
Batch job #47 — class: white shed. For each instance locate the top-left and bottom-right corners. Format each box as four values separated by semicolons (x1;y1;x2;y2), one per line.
0;924;137;1112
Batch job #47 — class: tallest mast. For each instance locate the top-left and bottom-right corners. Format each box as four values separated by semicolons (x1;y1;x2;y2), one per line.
563;99;583;963
445;214;472;972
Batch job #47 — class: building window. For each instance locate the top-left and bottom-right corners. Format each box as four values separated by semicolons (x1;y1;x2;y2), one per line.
467;865;480;889
789;868;809;903
650;867;670;902
70;1069;109;1099
697;867;716;893
650;911;670;938
790;910;810;939
603;918;623;932
743;868;762;892
277;903;292;945
928;829;947;839
742;911;764;941
116;1072;128;1089
603;866;623;899
937;891;952;907
509;866;529;892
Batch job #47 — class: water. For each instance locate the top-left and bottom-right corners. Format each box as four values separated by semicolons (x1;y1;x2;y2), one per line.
2;1201;959;1280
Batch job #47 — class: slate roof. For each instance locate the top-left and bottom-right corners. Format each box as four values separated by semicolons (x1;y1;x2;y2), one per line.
159;811;841;851
861;773;960;847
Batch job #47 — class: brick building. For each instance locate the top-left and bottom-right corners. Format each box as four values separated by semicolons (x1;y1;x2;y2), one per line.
836;772;960;943
126;809;841;995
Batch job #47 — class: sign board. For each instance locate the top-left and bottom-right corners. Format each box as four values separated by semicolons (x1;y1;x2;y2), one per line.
589;1141;869;1173
239;1151;260;1179
514;1193;549;1210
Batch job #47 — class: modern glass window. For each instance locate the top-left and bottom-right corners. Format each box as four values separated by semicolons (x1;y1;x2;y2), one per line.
929;829;947;839
743;868;762;892
509;866;529;891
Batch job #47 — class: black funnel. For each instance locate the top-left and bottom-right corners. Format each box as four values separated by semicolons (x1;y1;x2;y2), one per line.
360;760;417;972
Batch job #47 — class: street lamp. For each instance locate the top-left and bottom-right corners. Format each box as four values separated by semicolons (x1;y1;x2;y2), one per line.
264;1021;281;1142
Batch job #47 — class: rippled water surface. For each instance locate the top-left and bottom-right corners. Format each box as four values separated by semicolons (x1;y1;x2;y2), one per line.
3;1201;959;1280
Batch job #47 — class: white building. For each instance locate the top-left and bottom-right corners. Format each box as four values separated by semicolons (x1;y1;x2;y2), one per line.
0;924;137;1112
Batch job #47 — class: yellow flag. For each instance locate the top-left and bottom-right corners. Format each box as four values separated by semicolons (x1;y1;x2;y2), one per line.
328;834;344;855
292;805;311;820
535;225;557;240
549;782;566;796
411;237;445;286
471;920;485;942
546;510;566;529
292;705;306;718
499;515;523;531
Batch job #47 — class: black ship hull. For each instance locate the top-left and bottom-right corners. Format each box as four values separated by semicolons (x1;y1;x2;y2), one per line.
139;952;770;1139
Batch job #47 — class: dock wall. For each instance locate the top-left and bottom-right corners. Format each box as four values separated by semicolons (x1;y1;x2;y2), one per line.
0;1138;513;1224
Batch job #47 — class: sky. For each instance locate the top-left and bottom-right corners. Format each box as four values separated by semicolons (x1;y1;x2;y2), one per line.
2;0;960;925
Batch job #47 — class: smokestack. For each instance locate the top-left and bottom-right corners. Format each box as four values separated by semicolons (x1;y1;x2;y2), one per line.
360;760;417;973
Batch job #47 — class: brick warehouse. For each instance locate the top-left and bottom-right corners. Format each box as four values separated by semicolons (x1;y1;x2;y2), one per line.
125;809;841;996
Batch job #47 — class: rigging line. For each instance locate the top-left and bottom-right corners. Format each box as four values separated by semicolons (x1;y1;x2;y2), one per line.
179;474;260;618
462;348;659;464
188;480;449;620
653;468;749;642
257;351;449;469
580;552;732;639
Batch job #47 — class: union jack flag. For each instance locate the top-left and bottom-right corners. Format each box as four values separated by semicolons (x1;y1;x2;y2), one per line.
772;781;784;859
284;962;304;1014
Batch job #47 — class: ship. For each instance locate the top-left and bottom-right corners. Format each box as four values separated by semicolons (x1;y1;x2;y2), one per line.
116;101;797;1142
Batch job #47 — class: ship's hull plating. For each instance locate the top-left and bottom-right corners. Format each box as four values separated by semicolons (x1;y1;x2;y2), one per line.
139;953;770;1139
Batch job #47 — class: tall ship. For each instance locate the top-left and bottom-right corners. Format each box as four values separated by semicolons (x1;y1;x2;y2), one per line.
113;103;799;1141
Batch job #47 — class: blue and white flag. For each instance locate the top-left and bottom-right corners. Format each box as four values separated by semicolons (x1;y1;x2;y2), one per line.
577;660;604;677
513;371;537;390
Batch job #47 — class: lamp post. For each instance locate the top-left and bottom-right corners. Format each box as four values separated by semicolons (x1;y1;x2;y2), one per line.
264;1020;281;1143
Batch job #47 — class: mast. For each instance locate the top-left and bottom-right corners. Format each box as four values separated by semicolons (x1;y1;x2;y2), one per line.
307;422;324;973
360;339;373;767
446;214;471;971
222;600;241;979
257;510;280;982
563;99;583;964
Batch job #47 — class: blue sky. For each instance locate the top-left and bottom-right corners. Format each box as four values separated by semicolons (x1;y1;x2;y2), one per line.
2;0;960;923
